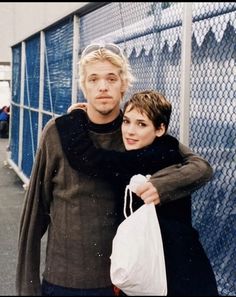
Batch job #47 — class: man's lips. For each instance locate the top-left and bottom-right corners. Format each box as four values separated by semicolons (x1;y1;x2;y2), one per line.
96;96;112;100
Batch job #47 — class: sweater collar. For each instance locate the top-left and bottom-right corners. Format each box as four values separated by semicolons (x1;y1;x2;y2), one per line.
88;111;123;133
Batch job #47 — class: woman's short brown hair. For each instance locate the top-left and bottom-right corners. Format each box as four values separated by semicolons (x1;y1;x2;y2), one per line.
123;90;172;132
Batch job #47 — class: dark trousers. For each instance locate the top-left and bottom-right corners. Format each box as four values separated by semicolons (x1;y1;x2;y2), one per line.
0;121;9;138
41;279;117;296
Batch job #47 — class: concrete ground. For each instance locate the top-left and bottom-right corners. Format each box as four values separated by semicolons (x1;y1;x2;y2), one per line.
0;138;25;295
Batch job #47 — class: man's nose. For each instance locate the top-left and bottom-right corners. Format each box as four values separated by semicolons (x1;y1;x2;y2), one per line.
98;79;108;91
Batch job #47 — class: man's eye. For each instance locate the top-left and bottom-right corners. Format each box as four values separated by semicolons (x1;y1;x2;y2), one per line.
108;77;116;82
89;78;97;82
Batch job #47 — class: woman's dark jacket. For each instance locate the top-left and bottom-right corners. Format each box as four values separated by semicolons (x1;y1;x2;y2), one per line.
56;109;218;296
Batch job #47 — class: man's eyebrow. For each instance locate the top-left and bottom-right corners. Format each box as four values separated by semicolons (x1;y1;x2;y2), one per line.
87;73;118;77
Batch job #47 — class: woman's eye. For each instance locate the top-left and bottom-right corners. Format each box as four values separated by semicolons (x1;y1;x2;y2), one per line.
138;122;146;127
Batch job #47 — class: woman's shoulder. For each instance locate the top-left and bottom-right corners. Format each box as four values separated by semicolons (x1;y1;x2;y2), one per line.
163;134;179;147
150;134;179;151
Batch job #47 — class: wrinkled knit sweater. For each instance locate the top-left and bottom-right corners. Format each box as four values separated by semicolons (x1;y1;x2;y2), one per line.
16;110;214;296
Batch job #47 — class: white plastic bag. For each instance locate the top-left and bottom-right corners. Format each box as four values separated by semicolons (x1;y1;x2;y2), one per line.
110;175;167;296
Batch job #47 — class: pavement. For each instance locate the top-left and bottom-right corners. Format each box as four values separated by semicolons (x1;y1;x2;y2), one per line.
0;138;25;296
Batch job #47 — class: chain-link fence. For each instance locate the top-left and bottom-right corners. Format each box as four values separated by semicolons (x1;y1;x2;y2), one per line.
10;2;235;295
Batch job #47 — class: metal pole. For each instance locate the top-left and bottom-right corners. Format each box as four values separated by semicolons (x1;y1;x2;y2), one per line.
179;2;192;146
38;31;45;144
18;41;25;170
72;15;79;104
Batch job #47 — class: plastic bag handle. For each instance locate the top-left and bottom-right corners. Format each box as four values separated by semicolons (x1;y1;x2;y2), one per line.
124;186;133;218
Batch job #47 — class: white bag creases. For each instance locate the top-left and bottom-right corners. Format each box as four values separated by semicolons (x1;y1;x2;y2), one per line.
110;174;167;296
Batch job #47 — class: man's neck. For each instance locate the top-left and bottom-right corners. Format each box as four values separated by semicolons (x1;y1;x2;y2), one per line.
87;108;121;125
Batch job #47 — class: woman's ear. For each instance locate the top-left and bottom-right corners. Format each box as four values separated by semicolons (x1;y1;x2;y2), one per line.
155;123;166;137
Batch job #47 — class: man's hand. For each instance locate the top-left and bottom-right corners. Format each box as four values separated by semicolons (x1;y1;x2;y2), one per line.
67;102;87;113
135;181;160;205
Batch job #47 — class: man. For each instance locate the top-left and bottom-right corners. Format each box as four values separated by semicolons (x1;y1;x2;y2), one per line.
0;106;10;138
16;43;213;296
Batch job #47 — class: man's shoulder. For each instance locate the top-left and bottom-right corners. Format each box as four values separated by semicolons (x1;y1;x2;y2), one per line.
43;117;56;132
55;112;82;139
37;118;57;144
55;110;84;129
44;113;73;132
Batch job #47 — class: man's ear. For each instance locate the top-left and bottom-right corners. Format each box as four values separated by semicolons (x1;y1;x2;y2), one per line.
120;80;128;100
121;79;128;93
155;123;166;137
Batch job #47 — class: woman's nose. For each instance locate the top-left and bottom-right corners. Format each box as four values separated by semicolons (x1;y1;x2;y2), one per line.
126;124;136;134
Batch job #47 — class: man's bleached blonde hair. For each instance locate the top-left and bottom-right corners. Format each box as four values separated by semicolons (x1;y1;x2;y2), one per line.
78;46;135;99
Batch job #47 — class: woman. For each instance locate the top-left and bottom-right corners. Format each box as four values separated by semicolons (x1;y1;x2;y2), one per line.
57;90;218;296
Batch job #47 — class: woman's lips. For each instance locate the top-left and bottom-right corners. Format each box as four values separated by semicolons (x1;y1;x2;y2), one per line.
125;138;138;145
